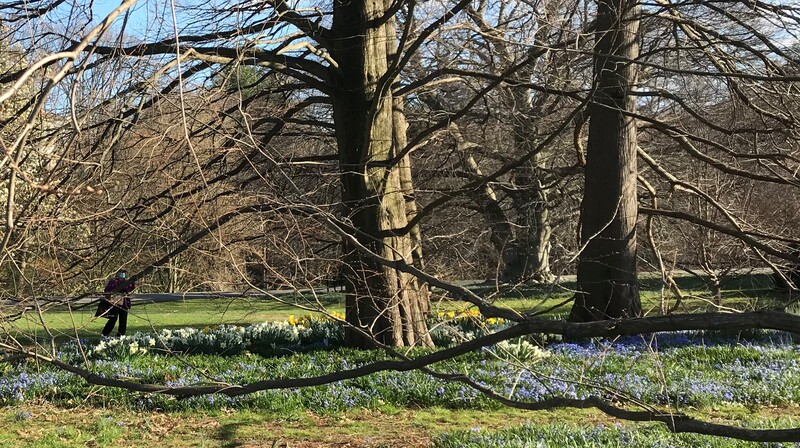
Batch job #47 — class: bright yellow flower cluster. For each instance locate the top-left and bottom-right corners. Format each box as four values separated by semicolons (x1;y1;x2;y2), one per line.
435;308;504;324
438;310;457;320
286;311;345;327
286;314;306;326
438;308;488;320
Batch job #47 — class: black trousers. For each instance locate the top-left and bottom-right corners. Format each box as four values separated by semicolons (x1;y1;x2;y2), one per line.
102;308;128;336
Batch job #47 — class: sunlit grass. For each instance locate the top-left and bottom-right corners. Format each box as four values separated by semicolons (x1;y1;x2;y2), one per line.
3;402;800;447
10;271;788;344
0;404;601;448
10;293;346;343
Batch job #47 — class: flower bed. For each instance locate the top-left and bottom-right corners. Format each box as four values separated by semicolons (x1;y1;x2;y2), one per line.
71;310;511;359
434;421;800;447
76;313;348;359
1;313;798;414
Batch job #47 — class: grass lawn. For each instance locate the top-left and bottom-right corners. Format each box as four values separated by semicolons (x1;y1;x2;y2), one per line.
9;293;347;343
12;291;564;344
0;405;555;447
460;271;784;316
8;271;786;344
3;403;799;447
0;405;541;447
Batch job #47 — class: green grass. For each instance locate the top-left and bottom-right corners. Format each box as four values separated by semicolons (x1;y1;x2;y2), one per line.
10;271;789;345
0;405;541;448
1;405;224;448
10;293;346;343
3;404;799;448
433;416;800;447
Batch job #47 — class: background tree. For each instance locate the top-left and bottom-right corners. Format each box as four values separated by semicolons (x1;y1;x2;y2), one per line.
570;0;643;321
402;0;591;285
3;0;800;443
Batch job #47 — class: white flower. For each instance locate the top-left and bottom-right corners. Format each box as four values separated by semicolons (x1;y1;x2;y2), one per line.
496;340;550;363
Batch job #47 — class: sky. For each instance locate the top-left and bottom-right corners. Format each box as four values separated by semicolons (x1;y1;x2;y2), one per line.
89;1;194;41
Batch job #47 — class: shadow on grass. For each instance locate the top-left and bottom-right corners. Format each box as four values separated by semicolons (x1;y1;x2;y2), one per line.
451;272;791;318
638;271;775;294
215;421;244;448
215;418;291;448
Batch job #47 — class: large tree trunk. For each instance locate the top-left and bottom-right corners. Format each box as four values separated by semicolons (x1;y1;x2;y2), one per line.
570;0;642;321
332;0;433;348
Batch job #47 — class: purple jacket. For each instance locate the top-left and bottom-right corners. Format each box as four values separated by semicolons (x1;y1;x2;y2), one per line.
96;277;136;316
104;277;136;294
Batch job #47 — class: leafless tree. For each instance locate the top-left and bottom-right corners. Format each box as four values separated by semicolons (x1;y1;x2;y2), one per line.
3;0;800;443
570;0;643;320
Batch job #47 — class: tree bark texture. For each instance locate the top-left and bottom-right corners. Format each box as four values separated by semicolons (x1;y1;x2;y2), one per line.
571;0;642;321
332;0;433;348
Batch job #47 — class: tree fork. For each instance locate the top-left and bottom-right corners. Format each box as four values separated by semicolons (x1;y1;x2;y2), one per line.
332;0;432;348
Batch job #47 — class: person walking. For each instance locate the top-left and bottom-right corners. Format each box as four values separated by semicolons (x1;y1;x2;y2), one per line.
95;269;136;337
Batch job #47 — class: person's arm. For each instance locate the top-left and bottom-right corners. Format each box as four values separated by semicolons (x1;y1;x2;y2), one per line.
101;279;111;301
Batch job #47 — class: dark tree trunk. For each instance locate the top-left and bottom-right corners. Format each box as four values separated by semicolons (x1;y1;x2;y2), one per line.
332;0;432;348
570;0;642;321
